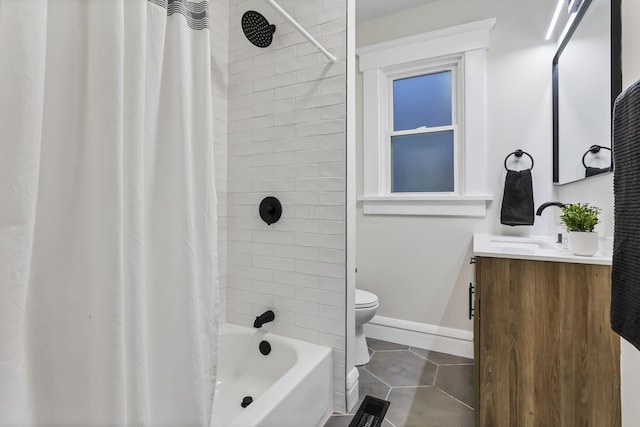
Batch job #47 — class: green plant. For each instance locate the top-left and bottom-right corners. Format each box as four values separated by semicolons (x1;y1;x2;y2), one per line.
560;203;601;232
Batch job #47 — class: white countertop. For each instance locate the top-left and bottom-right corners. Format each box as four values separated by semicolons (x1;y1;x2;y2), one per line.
473;233;612;265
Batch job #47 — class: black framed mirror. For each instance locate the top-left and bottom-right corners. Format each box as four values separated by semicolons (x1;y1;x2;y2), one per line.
552;0;622;184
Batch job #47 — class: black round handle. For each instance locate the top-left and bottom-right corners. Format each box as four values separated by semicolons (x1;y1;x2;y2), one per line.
259;196;282;225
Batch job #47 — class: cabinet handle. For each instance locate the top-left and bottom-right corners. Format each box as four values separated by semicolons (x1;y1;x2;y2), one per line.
469;282;475;319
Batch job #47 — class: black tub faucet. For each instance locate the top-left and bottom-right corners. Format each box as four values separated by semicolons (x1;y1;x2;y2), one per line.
536;201;566;216
254;310;275;328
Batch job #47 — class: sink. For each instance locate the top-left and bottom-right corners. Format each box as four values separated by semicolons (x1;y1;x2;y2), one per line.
488;237;556;250
473;233;612;265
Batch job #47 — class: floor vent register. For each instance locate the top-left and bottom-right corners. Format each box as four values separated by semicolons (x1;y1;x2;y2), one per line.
348;395;390;427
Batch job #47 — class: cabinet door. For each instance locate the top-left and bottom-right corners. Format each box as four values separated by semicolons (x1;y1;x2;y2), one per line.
475;257;620;427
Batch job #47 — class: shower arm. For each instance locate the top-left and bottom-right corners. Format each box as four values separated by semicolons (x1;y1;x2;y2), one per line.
264;0;337;63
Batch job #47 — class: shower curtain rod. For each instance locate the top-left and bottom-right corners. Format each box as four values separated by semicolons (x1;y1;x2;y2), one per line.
264;0;337;63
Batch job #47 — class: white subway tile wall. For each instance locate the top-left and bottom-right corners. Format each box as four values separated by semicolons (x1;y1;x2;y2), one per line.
226;0;347;412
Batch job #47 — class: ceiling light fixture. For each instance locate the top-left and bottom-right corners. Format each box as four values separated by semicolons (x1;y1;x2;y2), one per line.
546;0;584;42
545;0;565;40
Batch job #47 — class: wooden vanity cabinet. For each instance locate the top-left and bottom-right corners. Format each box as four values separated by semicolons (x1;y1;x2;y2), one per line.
474;256;620;427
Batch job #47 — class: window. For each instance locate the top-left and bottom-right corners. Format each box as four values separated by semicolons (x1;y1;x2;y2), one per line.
391;69;456;193
357;19;496;216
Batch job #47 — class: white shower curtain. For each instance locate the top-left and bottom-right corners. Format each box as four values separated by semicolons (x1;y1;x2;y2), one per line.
0;1;218;425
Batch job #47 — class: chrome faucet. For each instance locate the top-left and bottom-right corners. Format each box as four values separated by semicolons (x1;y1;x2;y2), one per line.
254;310;275;328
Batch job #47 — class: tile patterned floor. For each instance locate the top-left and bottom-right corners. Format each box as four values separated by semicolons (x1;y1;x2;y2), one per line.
324;338;474;427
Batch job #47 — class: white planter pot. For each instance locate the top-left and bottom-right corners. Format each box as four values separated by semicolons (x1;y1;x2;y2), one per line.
567;231;599;256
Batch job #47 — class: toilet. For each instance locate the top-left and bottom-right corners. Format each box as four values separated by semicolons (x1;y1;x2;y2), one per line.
355;288;379;365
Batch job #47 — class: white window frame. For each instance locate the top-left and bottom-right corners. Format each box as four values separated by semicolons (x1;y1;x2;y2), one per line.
357;18;496;216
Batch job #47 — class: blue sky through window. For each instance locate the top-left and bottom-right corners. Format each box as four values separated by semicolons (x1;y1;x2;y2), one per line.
393;71;452;131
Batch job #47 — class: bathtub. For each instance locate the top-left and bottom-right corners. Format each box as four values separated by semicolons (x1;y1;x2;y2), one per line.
211;323;333;427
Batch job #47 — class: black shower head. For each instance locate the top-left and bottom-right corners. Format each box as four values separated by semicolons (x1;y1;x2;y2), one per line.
241;11;276;48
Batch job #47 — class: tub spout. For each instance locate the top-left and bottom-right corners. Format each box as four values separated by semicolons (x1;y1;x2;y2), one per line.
254;310;275;328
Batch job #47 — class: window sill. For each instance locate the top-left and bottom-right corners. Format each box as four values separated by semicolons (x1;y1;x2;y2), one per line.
360;194;493;217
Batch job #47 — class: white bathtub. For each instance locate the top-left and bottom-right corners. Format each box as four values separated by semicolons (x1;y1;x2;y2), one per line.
211;323;333;427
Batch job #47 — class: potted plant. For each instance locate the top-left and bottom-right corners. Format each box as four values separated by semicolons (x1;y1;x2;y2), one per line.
560;203;602;256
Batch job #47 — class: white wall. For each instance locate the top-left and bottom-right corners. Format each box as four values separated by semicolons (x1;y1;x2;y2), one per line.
555;1;640;425
225;0;347;411
356;0;556;333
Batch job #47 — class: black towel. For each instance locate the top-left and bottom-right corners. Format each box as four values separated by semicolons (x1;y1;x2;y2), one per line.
585;166;612;178
500;169;534;226
612;79;640;351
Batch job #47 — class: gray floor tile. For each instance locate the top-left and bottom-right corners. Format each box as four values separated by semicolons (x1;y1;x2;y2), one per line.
367;338;409;351
386;387;474;427
435;364;474;408
365;350;437;387
328;340;474;427
409;347;473;365
323;414;354;427
349;367;391;414
324;413;394;427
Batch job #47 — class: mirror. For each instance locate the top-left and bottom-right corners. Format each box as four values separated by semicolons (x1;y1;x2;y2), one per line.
552;0;622;185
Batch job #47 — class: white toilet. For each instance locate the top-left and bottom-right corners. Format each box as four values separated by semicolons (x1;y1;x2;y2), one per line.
355;288;379;366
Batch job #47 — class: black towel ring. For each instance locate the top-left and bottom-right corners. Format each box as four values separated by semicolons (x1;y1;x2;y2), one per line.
504;149;534;171
581;145;612;168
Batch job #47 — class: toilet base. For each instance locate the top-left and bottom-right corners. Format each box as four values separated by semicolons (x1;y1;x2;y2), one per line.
355;324;371;365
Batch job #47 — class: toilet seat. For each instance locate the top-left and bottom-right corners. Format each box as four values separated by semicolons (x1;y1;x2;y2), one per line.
355;289;378;309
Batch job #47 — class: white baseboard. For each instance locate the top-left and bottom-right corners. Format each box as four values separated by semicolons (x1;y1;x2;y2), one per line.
346;367;359;412
363;315;474;359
